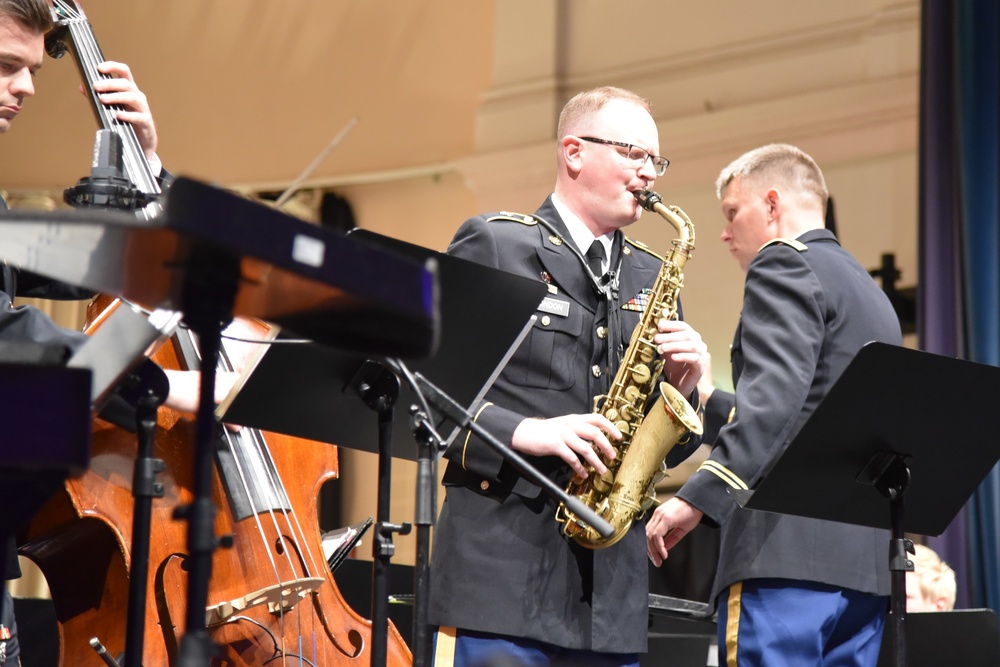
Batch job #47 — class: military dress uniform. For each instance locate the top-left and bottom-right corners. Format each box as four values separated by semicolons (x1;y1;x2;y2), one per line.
427;195;700;656
676;228;902;664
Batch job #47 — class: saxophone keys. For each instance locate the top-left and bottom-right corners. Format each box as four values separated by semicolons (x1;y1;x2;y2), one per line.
593;470;615;494
638;346;656;364
630;364;652;385
650;459;668;486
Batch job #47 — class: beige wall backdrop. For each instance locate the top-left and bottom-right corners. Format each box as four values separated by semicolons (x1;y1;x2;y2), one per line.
5;1;920;574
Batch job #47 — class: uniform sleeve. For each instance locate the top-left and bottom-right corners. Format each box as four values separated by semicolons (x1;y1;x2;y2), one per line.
677;245;825;525
0;292;89;356
13;271;95;301
442;215;527;482
702;388;736;445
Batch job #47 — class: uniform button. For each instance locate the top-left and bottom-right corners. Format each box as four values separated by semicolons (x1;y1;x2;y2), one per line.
480;480;490;491
596;326;607;339
591;365;602;378
541;315;551;326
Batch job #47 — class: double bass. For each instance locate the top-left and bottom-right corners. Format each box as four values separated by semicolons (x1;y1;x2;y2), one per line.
21;3;412;665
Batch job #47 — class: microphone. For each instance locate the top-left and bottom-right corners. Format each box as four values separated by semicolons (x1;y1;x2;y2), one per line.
64;129;157;210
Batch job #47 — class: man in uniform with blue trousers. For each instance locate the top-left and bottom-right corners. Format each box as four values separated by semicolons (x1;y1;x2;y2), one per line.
429;86;709;667
646;143;900;666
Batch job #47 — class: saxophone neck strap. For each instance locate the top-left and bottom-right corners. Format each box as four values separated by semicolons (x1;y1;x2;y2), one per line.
528;213;622;300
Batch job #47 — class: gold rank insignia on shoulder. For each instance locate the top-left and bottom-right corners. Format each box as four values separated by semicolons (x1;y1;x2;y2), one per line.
486;211;536;225
624;236;666;262
760;237;808;252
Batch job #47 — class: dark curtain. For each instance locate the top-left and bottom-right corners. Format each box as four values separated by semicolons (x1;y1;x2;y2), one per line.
918;0;1000;610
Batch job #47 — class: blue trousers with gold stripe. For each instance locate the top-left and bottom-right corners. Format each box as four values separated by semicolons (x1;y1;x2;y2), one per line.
717;579;887;667
432;627;639;667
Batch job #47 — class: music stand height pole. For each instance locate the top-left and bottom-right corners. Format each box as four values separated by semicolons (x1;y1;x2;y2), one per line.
870;452;913;667
356;361;411;667
177;314;225;666
122;376;168;667
175;247;241;666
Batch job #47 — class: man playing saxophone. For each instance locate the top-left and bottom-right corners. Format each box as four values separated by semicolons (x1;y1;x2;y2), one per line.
646;144;901;666
428;86;708;667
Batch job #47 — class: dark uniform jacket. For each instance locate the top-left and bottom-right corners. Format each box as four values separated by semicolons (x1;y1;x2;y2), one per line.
427;195;700;653
0;196;92;355
677;228;901;602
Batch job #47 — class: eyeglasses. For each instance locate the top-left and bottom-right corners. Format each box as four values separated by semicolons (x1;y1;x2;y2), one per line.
579;136;670;176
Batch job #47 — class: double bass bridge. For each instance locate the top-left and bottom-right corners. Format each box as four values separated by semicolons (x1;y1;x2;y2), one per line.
206;576;325;626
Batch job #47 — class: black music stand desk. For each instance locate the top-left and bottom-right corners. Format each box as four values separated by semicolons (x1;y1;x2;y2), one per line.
875;609;1000;667
731;342;1000;667
221;229;547;462
0;363;91;541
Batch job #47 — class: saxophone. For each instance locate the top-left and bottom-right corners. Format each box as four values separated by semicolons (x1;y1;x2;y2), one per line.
555;189;703;549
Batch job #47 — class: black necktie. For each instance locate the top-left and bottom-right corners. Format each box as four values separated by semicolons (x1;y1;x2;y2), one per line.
586;239;605;279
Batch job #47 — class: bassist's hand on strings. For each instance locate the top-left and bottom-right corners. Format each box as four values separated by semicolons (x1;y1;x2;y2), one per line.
161;369;243;432
81;60;158;161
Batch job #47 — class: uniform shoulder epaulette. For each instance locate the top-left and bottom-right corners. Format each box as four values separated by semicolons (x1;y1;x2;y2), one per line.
624;236;666;262
486;211;536;225
759;237;808;252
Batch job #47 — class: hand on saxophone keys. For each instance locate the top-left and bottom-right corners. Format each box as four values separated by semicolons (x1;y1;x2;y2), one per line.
645;496;704;566
653;319;709;399
511;414;623;480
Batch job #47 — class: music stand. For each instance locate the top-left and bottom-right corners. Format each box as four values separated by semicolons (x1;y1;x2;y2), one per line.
1;176;440;667
0;315;166;635
875;610;1000;667
0;362;92;542
222;229;549;667
731;342;1000;667
67;303;180;667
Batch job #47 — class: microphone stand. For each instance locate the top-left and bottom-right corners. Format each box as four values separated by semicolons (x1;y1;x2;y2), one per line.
407;406;444;667
385;360;616;667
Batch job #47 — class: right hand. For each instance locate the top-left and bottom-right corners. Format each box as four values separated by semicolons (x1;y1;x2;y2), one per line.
511;414;622;479
646;496;703;566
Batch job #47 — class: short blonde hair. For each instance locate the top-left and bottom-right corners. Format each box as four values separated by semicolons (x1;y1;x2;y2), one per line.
912;543;957;610
715;143;828;212
556;86;652;140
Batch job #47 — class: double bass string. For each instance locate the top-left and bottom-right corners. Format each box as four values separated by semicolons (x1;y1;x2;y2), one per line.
52;1;161;211
213;331;333;661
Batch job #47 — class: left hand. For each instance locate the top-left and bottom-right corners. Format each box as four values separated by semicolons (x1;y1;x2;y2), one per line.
653;319;708;399
162;370;241;414
645;496;704;566
87;61;158;160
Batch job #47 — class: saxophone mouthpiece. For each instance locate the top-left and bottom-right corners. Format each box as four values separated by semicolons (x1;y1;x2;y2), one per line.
633;189;663;212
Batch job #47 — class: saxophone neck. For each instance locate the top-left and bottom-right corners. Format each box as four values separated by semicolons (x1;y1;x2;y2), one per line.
634;189;696;247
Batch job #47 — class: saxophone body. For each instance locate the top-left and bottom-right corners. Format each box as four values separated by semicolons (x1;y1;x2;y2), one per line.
555;190;703;549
